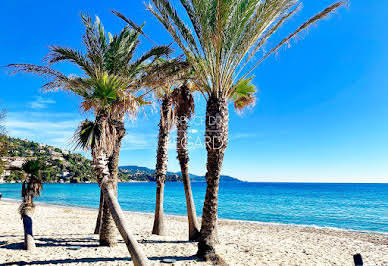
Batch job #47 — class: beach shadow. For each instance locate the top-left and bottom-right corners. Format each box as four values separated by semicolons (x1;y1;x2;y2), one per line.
149;255;201;262
2;257;132;265
0;237;99;250
140;239;192;244
0;234;21;238
36;237;99;248
0;242;23;250
3;255;200;265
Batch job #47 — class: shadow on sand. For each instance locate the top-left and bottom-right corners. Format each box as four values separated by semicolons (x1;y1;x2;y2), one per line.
1;236;201;265
2;255;199;265
0;237;100;250
140;239;192;244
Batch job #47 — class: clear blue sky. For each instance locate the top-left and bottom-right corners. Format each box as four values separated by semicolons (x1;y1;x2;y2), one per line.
1;1;387;182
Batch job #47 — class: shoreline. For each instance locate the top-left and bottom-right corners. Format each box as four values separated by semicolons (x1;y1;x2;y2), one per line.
2;197;387;237
1;200;387;265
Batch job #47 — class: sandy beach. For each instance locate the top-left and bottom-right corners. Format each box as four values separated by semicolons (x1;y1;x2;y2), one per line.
0;200;387;266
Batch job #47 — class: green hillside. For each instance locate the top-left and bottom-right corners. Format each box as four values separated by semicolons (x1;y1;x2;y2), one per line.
0;137;241;183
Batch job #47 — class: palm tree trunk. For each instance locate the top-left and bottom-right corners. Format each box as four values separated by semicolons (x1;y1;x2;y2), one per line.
176;108;200;241
94;189;104;234
95;151;149;266
22;206;35;250
152;96;172;235
197;96;229;264
152;181;165;235
102;182;149;266
99;118;125;245
99;194;117;246
93;114;150;266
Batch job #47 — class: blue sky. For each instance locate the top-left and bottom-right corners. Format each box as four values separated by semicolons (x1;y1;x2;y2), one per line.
1;1;387;182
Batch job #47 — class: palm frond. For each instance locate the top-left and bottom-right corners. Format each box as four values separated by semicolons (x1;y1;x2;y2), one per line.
127;45;173;76
172;83;195;119
231;77;257;112
44;46;95;77
149;0;346;100
73;119;100;151
22;159;45;176
111;10;157;45
240;1;347;81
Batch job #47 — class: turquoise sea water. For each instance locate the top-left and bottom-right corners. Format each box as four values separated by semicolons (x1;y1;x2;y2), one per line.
1;182;387;233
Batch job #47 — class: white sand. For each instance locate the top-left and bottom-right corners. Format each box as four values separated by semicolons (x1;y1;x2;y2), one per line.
0;200;387;265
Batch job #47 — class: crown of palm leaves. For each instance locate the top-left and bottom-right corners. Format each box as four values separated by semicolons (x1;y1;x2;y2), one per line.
147;0;346;101
7;14;174;117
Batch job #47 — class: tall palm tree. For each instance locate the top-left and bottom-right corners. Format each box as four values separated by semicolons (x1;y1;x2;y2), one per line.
172;83;200;240
19;159;44;250
148;0;346;262
149;58;190;235
8;15;175;266
151;86;175;235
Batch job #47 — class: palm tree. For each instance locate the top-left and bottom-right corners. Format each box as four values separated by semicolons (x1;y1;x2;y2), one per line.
172;83;200;240
148;0;346;262
151;87;174;235
19;159;44;250
8;15;176;266
148;58;190;235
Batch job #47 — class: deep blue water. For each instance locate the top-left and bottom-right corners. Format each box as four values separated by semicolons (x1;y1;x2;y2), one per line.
1;182;387;233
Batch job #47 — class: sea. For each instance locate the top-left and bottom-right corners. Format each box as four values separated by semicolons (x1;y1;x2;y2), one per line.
1;182;387;233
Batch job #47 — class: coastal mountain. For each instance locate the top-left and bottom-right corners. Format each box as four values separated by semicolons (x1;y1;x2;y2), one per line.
119;165;241;182
0;137;241;183
0;136;94;183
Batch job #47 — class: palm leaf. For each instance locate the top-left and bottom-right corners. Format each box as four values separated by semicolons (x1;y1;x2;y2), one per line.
148;0;346;100
73;119;100;151
231;77;257;112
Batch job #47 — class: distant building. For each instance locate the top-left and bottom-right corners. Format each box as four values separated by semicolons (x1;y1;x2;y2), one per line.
50;151;62;157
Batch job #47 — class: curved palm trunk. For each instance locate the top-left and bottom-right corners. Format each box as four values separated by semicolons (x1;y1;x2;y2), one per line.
21;204;35;250
20;182;37;250
94;189;104;234
197;96;229;264
152;96;172;235
102;184;149;265
93;114;150;266
176;97;200;241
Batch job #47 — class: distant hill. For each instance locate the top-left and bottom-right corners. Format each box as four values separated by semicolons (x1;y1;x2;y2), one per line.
119;165;241;182
0;136;94;183
0;137;241;183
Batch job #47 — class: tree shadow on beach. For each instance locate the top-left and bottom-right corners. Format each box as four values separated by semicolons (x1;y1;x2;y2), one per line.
2;257;132;265
36;237;100;248
0;237;100;250
2;255;201;265
0;242;24;250
140;239;192;244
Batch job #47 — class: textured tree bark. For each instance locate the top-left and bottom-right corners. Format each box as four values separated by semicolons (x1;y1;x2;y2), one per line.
92;113;149;265
99;117;125;245
152;96;172;235
175;90;200;240
94;189;104;234
99;196;117;246
152;181;165;235
197;96;229;264
102;183;150;266
22;207;35;250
